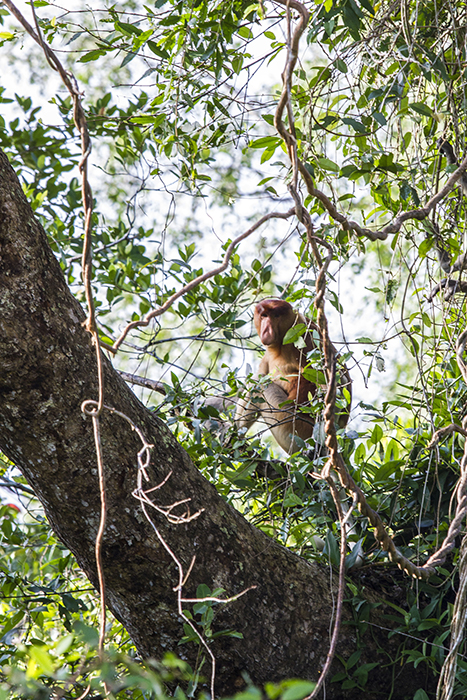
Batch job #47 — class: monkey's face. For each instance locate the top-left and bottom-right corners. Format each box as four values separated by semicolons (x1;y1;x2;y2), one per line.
254;299;296;347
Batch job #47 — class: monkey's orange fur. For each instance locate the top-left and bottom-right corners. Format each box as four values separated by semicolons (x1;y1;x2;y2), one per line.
235;299;351;454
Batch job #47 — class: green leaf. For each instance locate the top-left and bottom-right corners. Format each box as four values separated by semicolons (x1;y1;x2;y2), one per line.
147;40;169;58
414;690;430;700
316;156;339;172
73;621;99;647
342;117;366;133
238;26;253;39
249;136;282;149
336;58;348;73
357;0;375;14
121;50;138;67
373;111;387;126
116;21;142;35
129;115;157;125
409;102;433;117
232;56;243;74
354;443;366;464
331;671;347;683
28;644;55;676
324;530;340;567
302;367;326;385
342;5;361;38
283;323;306;344
346;650;362;669
281;681;316;700
78;49;106;63
196;583;211;598
370;424;383;444
418;238;434;258
55;634;74;654
399;181;411;201
340;164;358;178
346;541;364;570
283;492;304;507
385;278;399;305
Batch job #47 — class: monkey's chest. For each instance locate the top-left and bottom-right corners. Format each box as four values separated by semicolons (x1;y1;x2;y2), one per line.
269;365;316;404
269;363;300;385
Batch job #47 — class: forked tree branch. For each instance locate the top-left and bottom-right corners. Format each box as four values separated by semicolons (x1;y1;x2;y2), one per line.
273;0;467;242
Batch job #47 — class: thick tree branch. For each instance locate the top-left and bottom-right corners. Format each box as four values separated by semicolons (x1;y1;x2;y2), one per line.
0;149;434;697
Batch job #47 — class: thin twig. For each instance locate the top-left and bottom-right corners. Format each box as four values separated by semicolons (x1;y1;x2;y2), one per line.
118;370;167;395
111;208;296;352
304;478;350;700
81;403;107;659
273;0;467;242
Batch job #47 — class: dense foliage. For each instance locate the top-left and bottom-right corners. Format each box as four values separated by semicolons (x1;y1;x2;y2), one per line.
1;0;467;697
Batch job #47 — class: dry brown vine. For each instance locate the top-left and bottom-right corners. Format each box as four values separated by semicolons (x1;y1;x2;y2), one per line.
273;0;467;586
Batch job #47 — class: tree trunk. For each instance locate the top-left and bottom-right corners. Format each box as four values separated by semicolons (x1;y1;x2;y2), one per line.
0;149;434;698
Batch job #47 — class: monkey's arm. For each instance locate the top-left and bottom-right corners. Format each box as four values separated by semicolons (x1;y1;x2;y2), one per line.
234;376;315;453
202;396;235;413
234;383;263;432
234;357;269;432
256;382;315;455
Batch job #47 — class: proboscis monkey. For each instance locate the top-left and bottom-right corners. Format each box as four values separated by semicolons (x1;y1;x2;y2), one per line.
235;299;351;454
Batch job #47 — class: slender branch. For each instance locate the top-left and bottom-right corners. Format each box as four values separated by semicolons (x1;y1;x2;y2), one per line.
272;0;467;242
271;0;467;581
428;423;467;448
305;489;353;700
118;371;166;395
111;208;296;352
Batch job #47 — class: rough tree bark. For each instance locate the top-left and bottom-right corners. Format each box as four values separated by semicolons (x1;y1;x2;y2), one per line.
0;149;434;698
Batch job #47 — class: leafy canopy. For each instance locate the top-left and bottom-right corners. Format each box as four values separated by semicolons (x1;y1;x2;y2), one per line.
1;0;467;696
